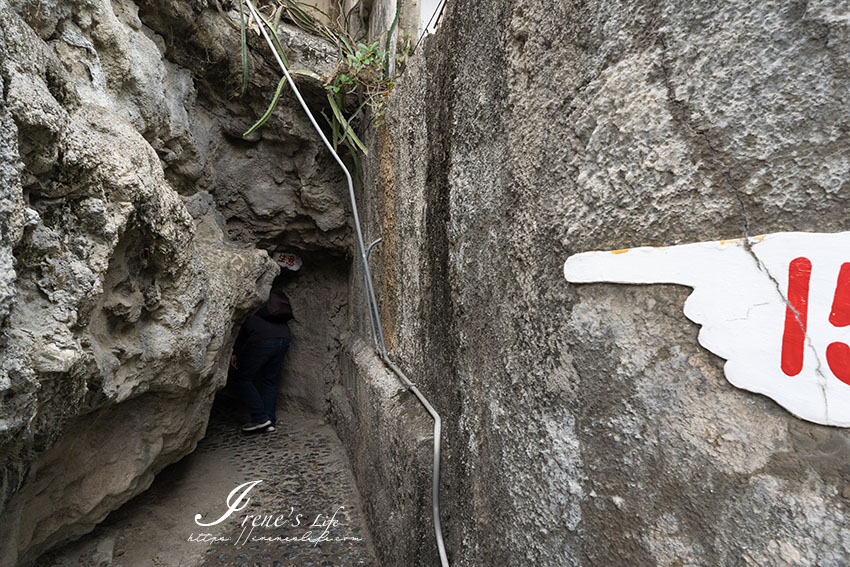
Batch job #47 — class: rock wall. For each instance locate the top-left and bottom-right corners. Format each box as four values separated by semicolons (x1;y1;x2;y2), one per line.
278;253;350;413
342;0;850;565
0;0;352;564
134;0;352;252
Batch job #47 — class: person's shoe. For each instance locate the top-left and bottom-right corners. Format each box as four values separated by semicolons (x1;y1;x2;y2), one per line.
266;425;276;432
241;419;272;433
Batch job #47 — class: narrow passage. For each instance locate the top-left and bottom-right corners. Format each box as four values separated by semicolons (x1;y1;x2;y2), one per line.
42;403;378;567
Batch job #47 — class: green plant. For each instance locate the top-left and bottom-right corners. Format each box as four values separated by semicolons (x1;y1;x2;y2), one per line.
230;0;400;178
324;39;391;147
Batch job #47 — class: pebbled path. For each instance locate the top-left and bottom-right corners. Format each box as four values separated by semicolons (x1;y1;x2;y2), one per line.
41;401;379;567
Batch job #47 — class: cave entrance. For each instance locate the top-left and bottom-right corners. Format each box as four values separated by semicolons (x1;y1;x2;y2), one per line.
215;248;351;419
41;249;380;566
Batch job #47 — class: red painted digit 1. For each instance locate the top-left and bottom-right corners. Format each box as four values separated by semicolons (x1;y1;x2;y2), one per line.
780;259;850;385
781;257;812;377
826;263;850;385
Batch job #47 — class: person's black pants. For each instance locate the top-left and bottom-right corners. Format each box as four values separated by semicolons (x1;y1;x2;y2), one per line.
233;338;290;424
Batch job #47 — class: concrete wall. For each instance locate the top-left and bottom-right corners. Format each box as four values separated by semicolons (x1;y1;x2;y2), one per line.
335;0;850;565
330;337;436;566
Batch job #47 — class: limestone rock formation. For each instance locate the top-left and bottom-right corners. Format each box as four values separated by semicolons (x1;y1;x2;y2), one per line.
133;0;351;252
0;0;352;563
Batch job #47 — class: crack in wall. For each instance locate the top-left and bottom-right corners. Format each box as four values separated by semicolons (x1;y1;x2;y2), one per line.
739;237;831;422
653;34;834;420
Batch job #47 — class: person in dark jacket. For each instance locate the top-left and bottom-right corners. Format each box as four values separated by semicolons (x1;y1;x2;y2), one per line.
230;289;292;433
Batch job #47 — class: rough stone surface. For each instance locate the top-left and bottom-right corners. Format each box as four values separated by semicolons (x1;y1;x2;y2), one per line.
134;0;353;252
330;337;434;567
0;0;361;563
5;0;849;565
277;256;349;413
11;0;352;252
338;0;850;565
40;406;379;567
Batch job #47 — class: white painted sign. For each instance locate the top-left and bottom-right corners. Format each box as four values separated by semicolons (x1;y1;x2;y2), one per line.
274;251;302;271
564;232;850;427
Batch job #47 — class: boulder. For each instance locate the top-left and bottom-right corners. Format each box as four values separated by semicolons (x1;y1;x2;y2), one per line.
0;1;281;564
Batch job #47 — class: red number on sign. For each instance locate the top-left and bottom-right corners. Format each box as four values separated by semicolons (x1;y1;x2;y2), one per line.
827;263;850;385
781;257;811;376
781;258;850;384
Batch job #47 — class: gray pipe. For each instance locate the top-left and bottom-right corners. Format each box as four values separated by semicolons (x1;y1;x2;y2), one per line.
382;354;449;566
243;3;449;566
365;238;383;350
243;0;385;354
366;237;383;261
365;238;449;566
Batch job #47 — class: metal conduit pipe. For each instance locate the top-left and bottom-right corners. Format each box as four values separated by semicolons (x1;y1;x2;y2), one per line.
383;356;448;566
244;0;386;354
365;238;382;351
243;3;450;566
363;238;449;565
366;238;383;261
365;240;448;566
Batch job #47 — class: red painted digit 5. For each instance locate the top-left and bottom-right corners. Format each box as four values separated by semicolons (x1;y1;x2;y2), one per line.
781;258;850;384
827;263;850;384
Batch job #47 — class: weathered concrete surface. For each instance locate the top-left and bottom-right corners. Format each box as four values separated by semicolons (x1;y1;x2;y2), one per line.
342;0;850;565
330;337;434;567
